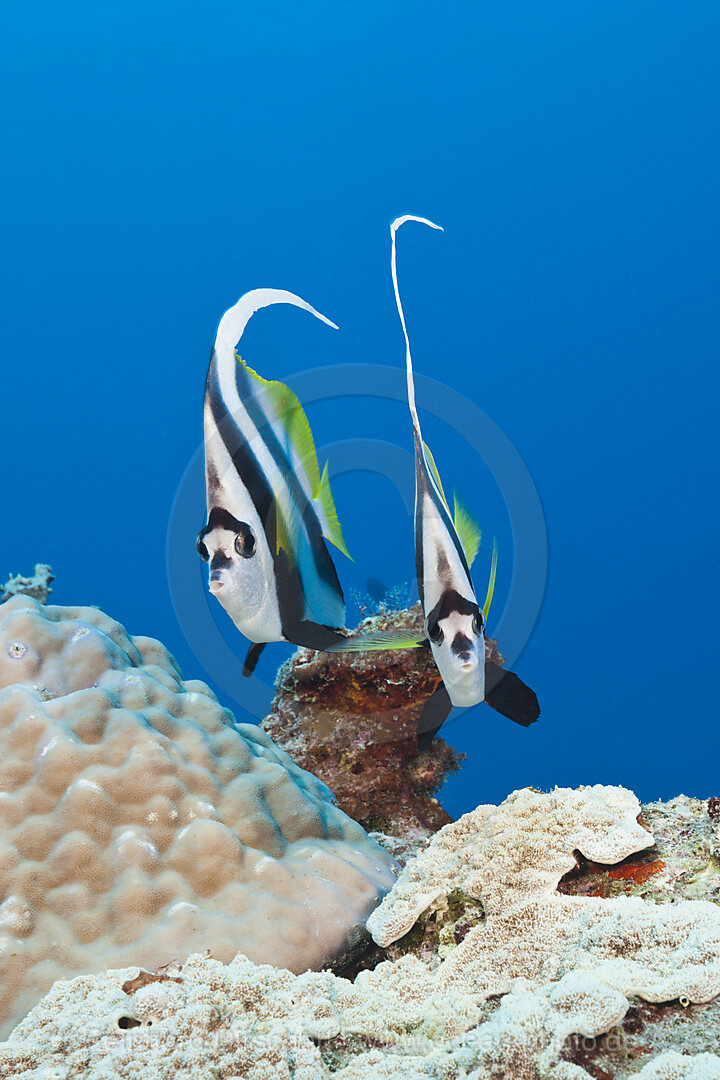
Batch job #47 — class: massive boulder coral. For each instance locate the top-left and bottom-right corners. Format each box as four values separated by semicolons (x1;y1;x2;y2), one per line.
0;595;398;1038
1;784;720;1079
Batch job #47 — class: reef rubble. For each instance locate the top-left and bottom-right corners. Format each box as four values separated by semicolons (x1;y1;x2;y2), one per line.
1;784;719;1079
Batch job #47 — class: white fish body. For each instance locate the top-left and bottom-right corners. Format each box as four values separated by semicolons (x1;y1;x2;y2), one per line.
199;289;351;651
391;217;487;708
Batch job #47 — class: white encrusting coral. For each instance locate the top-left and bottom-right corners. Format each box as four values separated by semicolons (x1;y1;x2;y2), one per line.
0;596;398;1038
1;783;719;1078
367;784;655;943
366;786;720;1008
633;1052;720;1079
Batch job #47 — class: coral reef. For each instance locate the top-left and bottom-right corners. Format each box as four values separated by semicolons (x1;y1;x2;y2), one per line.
367;785;655;944
559;795;720;905
0;595;398;1038
1;784;719;1079
0;564;53;605
262;603;506;837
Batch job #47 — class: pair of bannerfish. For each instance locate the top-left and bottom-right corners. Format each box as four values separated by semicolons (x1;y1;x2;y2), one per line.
198;215;540;747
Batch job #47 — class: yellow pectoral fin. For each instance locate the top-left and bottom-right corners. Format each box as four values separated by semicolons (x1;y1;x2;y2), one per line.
326;630;425;653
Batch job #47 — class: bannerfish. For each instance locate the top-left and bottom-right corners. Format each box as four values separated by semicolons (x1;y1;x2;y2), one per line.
328;217;539;745
197;288;353;675
390;215;540;745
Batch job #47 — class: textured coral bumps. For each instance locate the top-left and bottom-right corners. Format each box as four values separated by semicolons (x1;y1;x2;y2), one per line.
0;596;398;1037
1;785;720;1078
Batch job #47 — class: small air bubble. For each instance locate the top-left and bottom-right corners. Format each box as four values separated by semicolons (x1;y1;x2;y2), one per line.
8;642;27;660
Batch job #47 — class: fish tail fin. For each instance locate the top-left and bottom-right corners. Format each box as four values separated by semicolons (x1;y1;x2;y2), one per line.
390;216;443;442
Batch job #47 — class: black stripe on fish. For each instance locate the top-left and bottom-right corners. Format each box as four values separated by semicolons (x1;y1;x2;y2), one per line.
413;430;472;592
206;358;344;645
424;588;481;631
207;362;305;634
234;361;344;606
198;507;252;548
207;361;277;542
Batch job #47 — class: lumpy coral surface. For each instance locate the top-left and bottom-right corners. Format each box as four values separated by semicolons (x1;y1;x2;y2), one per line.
1;786;720;1079
0;596;397;1037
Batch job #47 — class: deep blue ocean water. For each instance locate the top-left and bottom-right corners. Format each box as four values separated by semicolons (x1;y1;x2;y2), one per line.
2;1;718;817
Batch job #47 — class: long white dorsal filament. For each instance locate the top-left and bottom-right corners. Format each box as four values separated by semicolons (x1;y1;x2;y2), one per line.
390;215;444;435
215;287;338;353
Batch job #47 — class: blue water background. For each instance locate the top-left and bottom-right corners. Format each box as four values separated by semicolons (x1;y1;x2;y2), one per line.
2;1;718;816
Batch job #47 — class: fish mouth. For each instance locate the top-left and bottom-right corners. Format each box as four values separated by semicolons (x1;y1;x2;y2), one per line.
209;573;225;593
456;653;477;672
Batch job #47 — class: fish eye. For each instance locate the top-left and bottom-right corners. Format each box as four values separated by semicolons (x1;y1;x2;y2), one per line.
234;524;256;559
427;621;444;644
472;612;485;635
196;535;209;562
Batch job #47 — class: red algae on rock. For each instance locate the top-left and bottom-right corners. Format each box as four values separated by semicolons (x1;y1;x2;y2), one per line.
609;859;668;886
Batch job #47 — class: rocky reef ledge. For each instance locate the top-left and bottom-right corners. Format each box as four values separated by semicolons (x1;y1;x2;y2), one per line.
1;784;720;1079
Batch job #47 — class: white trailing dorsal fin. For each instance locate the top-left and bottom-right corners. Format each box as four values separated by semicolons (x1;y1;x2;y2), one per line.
390;216;444;444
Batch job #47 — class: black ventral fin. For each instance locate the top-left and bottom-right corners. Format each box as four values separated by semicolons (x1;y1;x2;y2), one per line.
484;660;540;727
243;642;266;677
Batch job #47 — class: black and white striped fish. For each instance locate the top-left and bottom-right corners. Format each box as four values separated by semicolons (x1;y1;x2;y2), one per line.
390;215;540;745
197;289;352;674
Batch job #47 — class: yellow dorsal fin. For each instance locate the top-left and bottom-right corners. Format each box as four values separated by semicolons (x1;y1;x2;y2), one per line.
316;461;352;560
453;494;482;567
238;353;351;561
422;442;449;510
482;538;498;621
237;353;321;490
